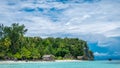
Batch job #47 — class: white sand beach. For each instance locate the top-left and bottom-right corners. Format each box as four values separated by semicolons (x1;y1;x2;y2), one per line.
55;60;82;62
0;60;82;64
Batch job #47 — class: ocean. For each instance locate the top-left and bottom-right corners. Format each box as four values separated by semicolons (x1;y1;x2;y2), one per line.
0;60;120;68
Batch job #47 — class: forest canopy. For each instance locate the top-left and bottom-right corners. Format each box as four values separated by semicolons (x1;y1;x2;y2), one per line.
0;23;94;60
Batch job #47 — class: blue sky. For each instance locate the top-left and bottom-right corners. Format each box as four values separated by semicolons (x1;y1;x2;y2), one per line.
0;0;120;60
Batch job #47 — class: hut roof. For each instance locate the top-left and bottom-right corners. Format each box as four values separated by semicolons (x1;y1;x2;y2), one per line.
77;56;84;59
43;55;52;58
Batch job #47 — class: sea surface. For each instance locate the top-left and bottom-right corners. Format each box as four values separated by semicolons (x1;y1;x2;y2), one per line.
0;60;120;68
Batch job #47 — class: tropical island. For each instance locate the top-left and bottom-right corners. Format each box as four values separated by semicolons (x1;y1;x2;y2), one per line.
0;23;94;61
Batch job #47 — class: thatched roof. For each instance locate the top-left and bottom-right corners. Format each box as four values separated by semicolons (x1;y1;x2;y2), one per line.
43;55;52;58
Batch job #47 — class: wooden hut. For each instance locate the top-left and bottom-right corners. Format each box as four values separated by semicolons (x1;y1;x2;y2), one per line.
77;56;84;60
42;55;55;61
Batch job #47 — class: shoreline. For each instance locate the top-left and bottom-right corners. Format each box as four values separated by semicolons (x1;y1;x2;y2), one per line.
0;60;83;64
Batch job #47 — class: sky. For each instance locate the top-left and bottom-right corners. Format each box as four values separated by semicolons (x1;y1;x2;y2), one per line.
0;0;120;60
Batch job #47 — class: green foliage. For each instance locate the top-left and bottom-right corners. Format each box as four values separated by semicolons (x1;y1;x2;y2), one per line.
0;23;94;60
89;50;94;60
56;48;69;57
57;56;63;60
2;23;27;54
14;52;22;59
30;47;41;59
21;47;31;59
0;52;5;59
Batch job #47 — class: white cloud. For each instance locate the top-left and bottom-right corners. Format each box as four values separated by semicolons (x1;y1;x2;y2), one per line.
94;52;108;56
113;52;120;56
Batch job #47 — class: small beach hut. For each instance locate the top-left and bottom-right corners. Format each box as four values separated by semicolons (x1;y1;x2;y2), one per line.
42;55;55;61
77;56;84;60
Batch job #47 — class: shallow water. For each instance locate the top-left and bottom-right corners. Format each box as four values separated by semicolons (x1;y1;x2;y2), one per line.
0;61;120;68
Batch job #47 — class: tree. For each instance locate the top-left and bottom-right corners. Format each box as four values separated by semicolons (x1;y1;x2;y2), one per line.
0;24;4;39
3;23;27;54
56;48;69;57
31;48;40;59
21;47;31;59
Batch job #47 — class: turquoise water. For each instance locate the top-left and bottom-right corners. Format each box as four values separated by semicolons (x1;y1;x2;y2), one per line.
0;61;120;68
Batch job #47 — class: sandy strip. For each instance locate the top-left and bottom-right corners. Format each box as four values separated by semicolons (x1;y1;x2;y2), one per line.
55;60;82;62
0;60;82;64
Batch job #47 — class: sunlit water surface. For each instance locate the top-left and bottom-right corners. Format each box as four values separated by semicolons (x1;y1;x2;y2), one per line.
0;61;120;68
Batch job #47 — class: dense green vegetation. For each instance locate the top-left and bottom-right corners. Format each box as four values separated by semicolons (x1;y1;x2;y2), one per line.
0;23;94;60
